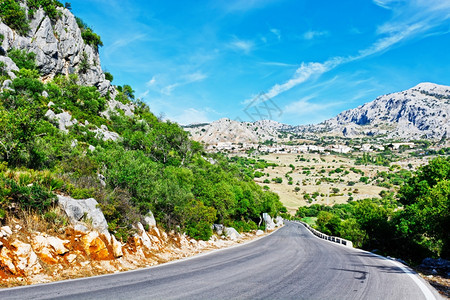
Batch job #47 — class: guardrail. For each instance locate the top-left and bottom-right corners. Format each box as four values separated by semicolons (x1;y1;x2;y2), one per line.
292;220;353;248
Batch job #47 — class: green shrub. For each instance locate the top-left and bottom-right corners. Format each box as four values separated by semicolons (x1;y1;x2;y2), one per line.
0;175;56;213
27;0;63;20
8;49;37;70
0;0;30;35
78;51;90;74
76;17;103;51
104;71;113;82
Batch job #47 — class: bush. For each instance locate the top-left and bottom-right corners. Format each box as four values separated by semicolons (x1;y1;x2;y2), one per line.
27;0;63;20
0;0;30;35
8;49;37;70
76;17;103;51
0;175;56;214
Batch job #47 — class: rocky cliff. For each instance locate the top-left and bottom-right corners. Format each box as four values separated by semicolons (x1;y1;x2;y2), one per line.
0;2;114;96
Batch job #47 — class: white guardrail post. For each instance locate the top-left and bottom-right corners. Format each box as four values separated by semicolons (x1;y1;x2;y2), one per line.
293;220;353;248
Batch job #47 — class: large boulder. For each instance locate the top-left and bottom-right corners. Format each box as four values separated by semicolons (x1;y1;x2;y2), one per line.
3;240;42;276
80;231;110;260
57;195;110;239
262;213;276;231
224;227;241;240
274;216;284;227
212;224;224;235
31;233;70;264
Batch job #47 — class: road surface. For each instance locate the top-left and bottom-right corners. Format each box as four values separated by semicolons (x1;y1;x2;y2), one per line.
0;221;441;299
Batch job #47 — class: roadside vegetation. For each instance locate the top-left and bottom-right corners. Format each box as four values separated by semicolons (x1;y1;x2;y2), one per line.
295;156;449;263
0;47;284;242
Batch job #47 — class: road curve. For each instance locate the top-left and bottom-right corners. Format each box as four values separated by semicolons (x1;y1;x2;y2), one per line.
0;221;441;300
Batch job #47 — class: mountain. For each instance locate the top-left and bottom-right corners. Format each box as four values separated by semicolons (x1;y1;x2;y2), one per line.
184;118;291;144
187;83;450;143
292;82;450;140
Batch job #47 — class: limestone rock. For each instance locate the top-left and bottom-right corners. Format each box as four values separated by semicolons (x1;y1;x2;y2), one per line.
45;110;77;132
0;226;12;238
0;56;18;79
10;240;42;276
143;211;157;228
224;227;241;240
135;222;152;250
111;235;123;258
212;224;224;235
274;216;284;227
80;231;110;260
0;246;17;274
256;230;264;236
262;213;275;231
32;234;69;258
57;195;110;239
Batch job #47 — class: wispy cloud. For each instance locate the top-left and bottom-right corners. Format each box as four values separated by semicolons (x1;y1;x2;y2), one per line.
260;61;297;67
161;72;208;95
303;30;329;40
260;0;450;102
270;28;281;40
146;76;157;86
229;39;254;54
261;58;343;101
105;33;147;56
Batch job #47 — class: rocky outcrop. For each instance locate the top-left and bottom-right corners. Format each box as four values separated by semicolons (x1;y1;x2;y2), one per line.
0;6;115;96
224;227;241;240
57;195;110;239
262;213;276;231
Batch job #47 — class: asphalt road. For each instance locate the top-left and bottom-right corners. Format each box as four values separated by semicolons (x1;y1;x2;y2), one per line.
0;221;441;300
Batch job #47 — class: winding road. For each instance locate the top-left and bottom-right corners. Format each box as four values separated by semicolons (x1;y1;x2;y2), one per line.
0;221;441;299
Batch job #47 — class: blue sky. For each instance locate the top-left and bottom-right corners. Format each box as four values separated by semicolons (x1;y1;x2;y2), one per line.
70;0;450;125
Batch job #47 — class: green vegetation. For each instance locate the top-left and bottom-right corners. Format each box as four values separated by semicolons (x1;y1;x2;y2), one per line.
75;16;103;51
27;0;63;20
295;156;450;262
0;49;284;242
0;0;63;35
0;0;30;35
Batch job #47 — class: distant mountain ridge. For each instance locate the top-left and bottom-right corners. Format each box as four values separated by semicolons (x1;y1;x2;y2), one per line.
185;82;450;143
294;82;450;140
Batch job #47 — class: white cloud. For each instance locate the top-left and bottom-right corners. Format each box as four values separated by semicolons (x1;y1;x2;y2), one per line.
258;0;450;102
160;72;207;95
105;33;147;56
146;76;157;86
229;39;254;54
270;28;281;40
303;30;329;40
184;72;207;82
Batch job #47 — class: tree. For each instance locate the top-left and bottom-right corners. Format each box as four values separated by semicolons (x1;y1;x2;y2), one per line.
396;157;450;258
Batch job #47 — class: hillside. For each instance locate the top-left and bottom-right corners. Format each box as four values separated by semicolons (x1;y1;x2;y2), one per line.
184;118;291;144
187;83;450;144
293;82;450;140
0;0;284;285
